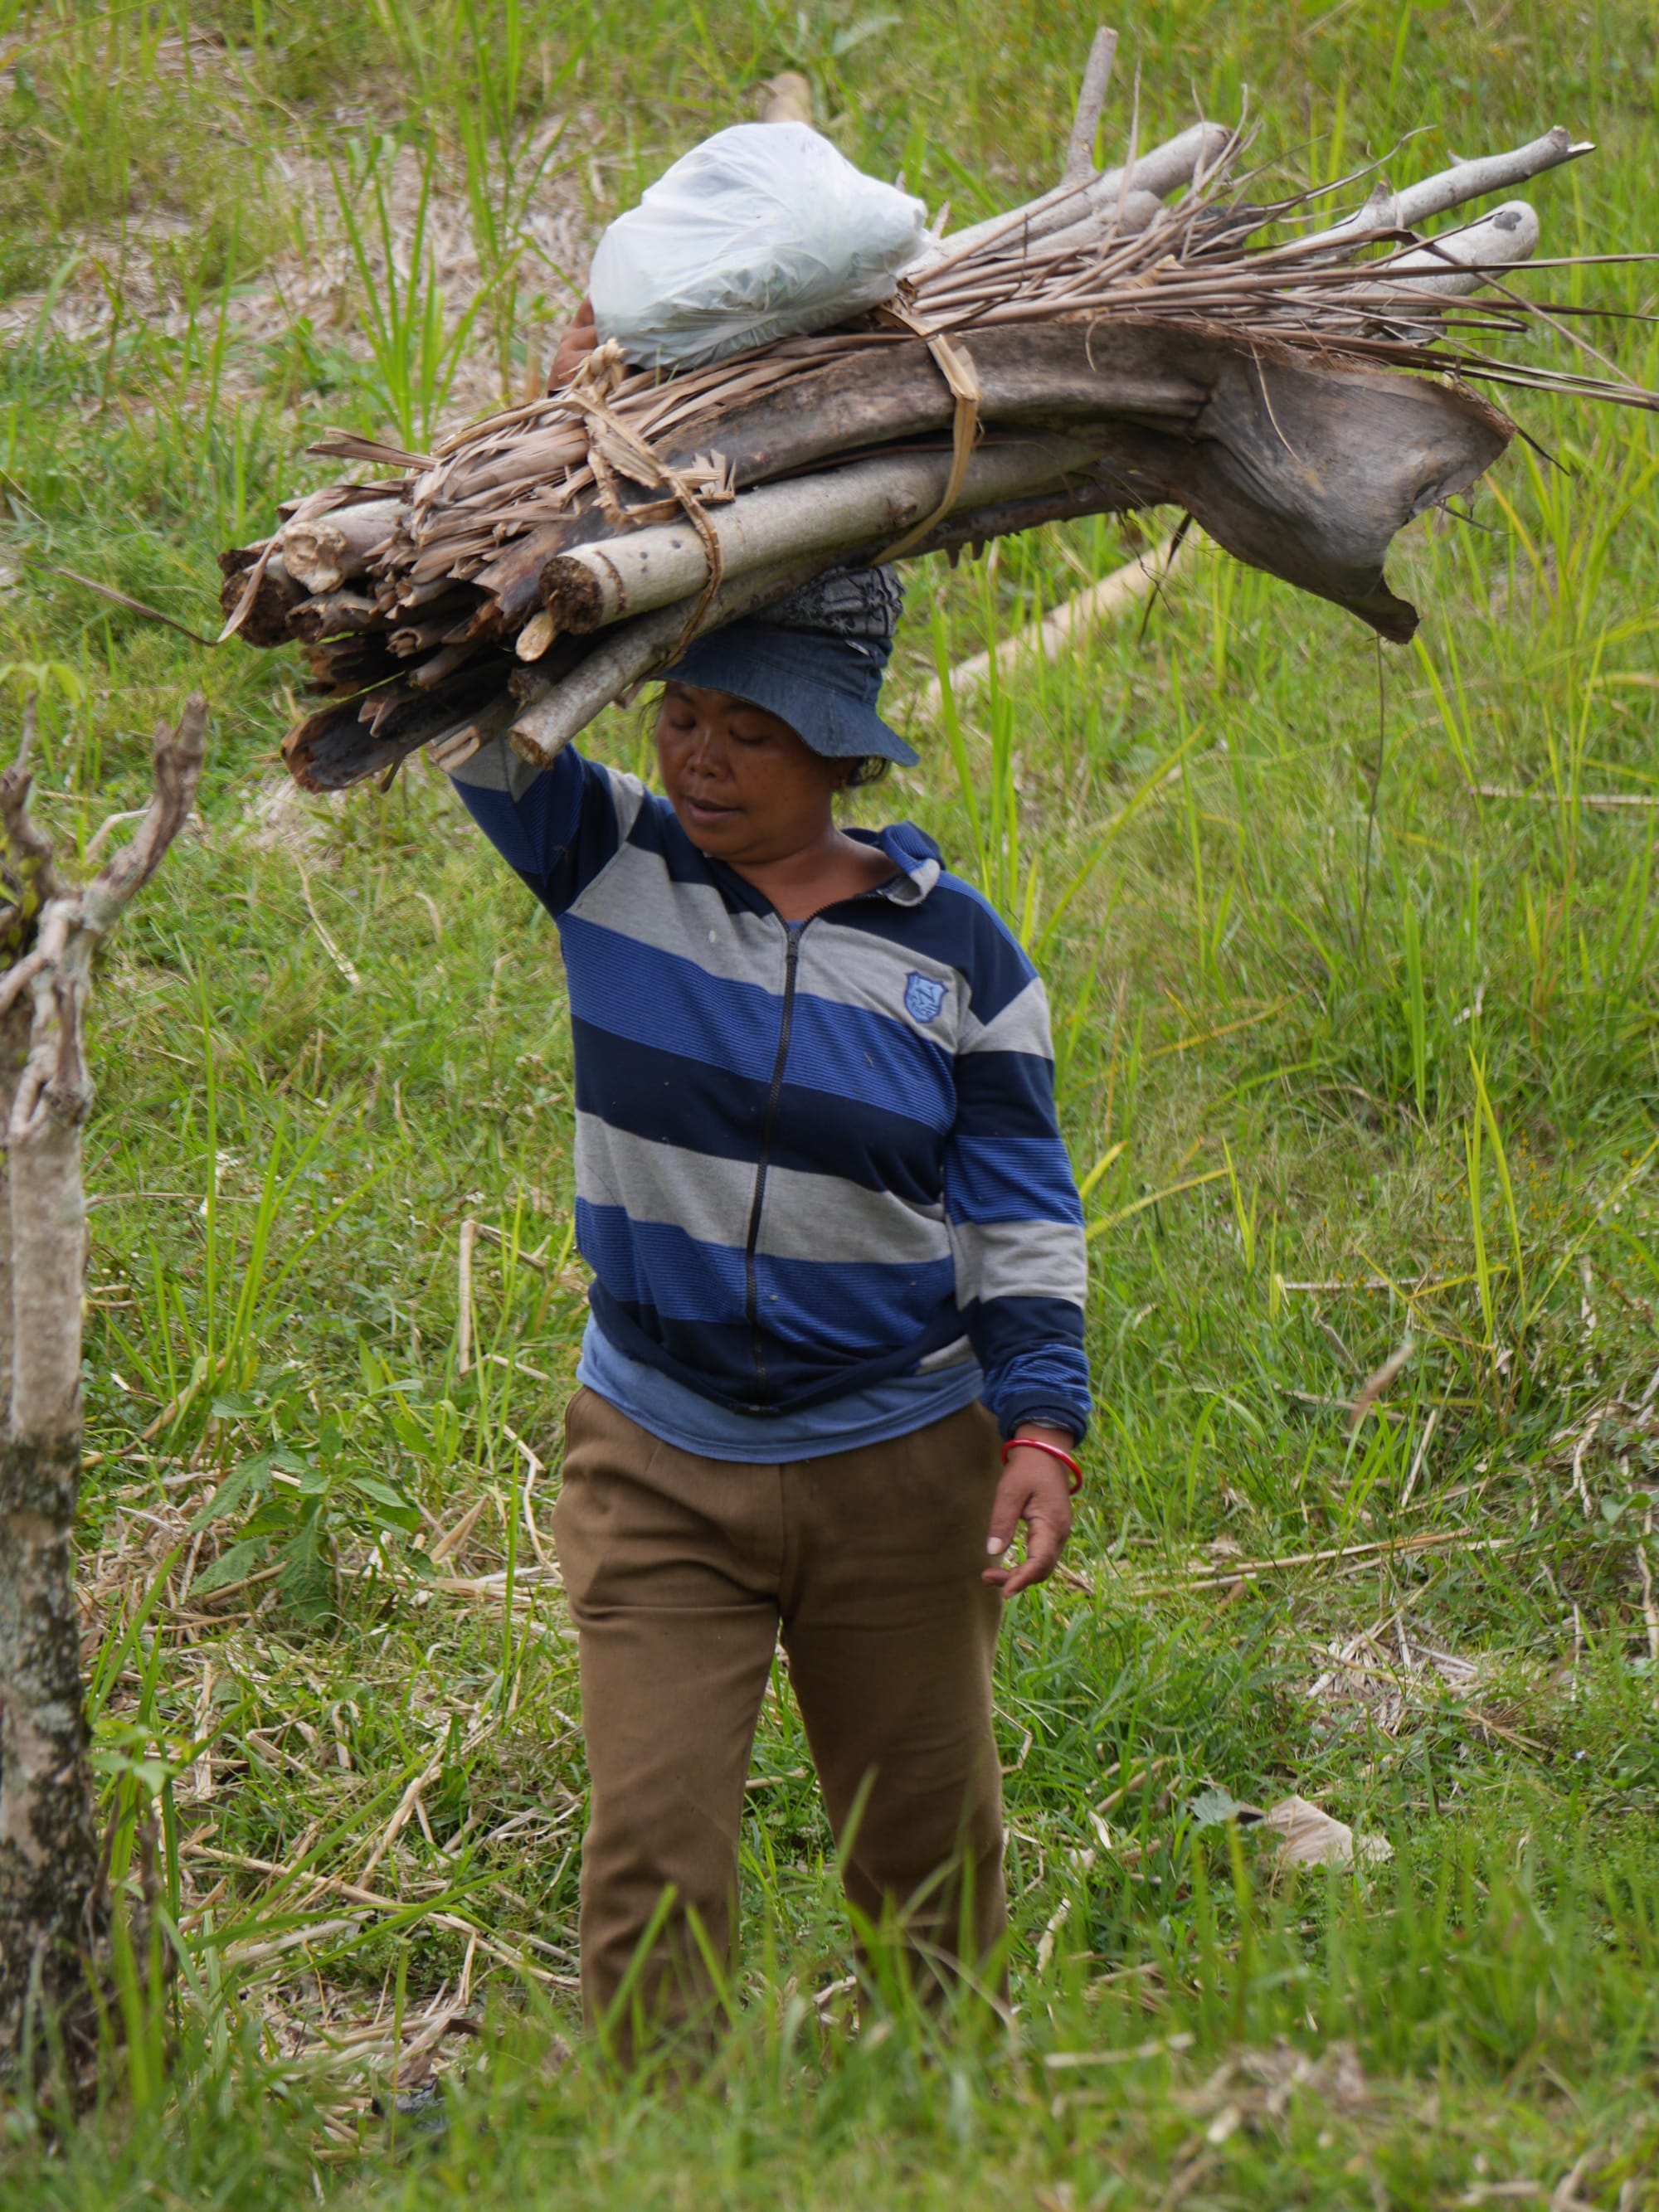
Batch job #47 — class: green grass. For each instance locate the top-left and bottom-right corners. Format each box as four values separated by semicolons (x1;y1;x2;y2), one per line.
3;1;1659;2205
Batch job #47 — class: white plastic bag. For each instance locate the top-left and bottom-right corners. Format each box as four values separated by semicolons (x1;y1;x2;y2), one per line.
590;123;928;372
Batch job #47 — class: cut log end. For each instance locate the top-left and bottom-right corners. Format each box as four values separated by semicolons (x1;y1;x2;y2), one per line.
538;552;611;634
220;556;305;650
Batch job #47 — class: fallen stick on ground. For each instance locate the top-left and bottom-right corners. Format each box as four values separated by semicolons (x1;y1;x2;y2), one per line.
1467;783;1659;808
912;530;1185;720
1121;1525;1521;1600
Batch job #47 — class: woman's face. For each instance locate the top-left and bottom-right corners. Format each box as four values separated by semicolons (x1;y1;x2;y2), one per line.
655;682;846;865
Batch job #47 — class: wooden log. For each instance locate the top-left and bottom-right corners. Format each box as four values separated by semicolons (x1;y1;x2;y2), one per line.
281;498;401;595
914;122;1233;273
276;325;1515;788
1062;27;1118;187
386;573;469;615
1301;126;1588;255
426;693;523;775
300;635;401;698
508;555;859;768
389;604;479;657
1379;201;1540;297
549;328;1511;666
289;591;386;644
1061;336;1510;639
463;525;575;641
1028;189;1168;262
283;656;514;791
408;644;474;691
917;345;1506;640
641;323;1205;485
442;328;1206;644
917;473;1140;553
537;317;1512;646
219;553;305;649
538;434;1106;634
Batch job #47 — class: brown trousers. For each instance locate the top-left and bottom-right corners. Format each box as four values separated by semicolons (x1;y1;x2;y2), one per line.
552;1386;1008;2044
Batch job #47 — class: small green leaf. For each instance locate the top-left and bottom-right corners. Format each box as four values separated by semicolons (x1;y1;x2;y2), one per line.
352;1475;413;1513
191;1539;267;1595
1189;1787;1243;1829
189;1456;270;1530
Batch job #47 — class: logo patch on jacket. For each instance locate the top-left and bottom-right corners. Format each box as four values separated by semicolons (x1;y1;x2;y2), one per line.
904;970;947;1023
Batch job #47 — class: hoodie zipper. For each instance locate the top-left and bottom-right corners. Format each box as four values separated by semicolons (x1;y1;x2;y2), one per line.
742;919;805;1401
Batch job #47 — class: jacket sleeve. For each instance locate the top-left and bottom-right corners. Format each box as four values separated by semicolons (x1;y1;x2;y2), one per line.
944;926;1092;1442
446;732;632;918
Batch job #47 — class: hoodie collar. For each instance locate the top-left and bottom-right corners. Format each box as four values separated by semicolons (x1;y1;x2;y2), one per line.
687;819;943;917
853;823;941;906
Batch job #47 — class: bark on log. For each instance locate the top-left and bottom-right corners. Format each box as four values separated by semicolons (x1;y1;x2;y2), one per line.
289;592;387;644
282;650;562;790
913;120;1233;270
508;553;858;766
1380;201;1540;297
1062;27;1118;187
0;696;207;2079
281;498;401;596
301;635;402;698
1300;126;1588;253
218;554;306;651
538;433;1106;633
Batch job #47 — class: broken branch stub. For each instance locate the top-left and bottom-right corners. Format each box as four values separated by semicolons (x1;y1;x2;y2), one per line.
1062;27;1118;187
0;694;208;2078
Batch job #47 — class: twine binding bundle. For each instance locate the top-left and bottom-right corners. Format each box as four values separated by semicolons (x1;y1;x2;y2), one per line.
219;28;1659;793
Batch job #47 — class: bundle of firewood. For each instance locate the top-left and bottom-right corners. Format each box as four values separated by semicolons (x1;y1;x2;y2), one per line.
221;31;1656;792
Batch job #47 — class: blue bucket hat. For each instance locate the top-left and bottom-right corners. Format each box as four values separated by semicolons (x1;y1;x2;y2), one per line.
662;566;917;767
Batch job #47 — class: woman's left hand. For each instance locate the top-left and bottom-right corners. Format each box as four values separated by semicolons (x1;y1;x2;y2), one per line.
983;1430;1076;1597
547;297;598;391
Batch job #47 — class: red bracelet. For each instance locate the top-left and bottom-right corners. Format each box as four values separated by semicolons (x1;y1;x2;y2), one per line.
1001;1436;1082;1495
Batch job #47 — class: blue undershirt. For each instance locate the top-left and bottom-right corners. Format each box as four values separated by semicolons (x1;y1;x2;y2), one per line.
577;1312;986;1463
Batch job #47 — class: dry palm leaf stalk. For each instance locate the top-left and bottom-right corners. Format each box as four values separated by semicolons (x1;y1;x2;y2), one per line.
221;31;1658;792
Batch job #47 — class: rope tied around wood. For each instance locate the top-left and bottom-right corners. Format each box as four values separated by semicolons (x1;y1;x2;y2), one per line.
557;340;737;666
872;307;985;564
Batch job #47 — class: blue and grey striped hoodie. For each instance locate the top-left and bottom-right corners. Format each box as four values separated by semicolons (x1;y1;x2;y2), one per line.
452;741;1091;1441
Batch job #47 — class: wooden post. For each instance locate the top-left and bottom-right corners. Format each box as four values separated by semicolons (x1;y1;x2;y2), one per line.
0;694;207;2078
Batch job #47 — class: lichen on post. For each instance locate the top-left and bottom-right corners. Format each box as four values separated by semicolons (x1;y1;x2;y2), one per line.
0;693;207;2080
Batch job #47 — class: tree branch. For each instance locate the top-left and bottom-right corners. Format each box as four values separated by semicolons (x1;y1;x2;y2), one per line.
1062;27;1118;187
80;693;208;931
0;701;67;951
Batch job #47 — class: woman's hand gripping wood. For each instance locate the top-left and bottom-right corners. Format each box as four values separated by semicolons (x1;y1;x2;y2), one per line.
983;1425;1075;1597
547;298;598;391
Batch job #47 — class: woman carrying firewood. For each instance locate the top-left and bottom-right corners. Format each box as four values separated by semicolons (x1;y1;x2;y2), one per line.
447;562;1089;2054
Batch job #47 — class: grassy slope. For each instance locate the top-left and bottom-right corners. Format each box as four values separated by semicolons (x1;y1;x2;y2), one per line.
2;1;1659;2203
